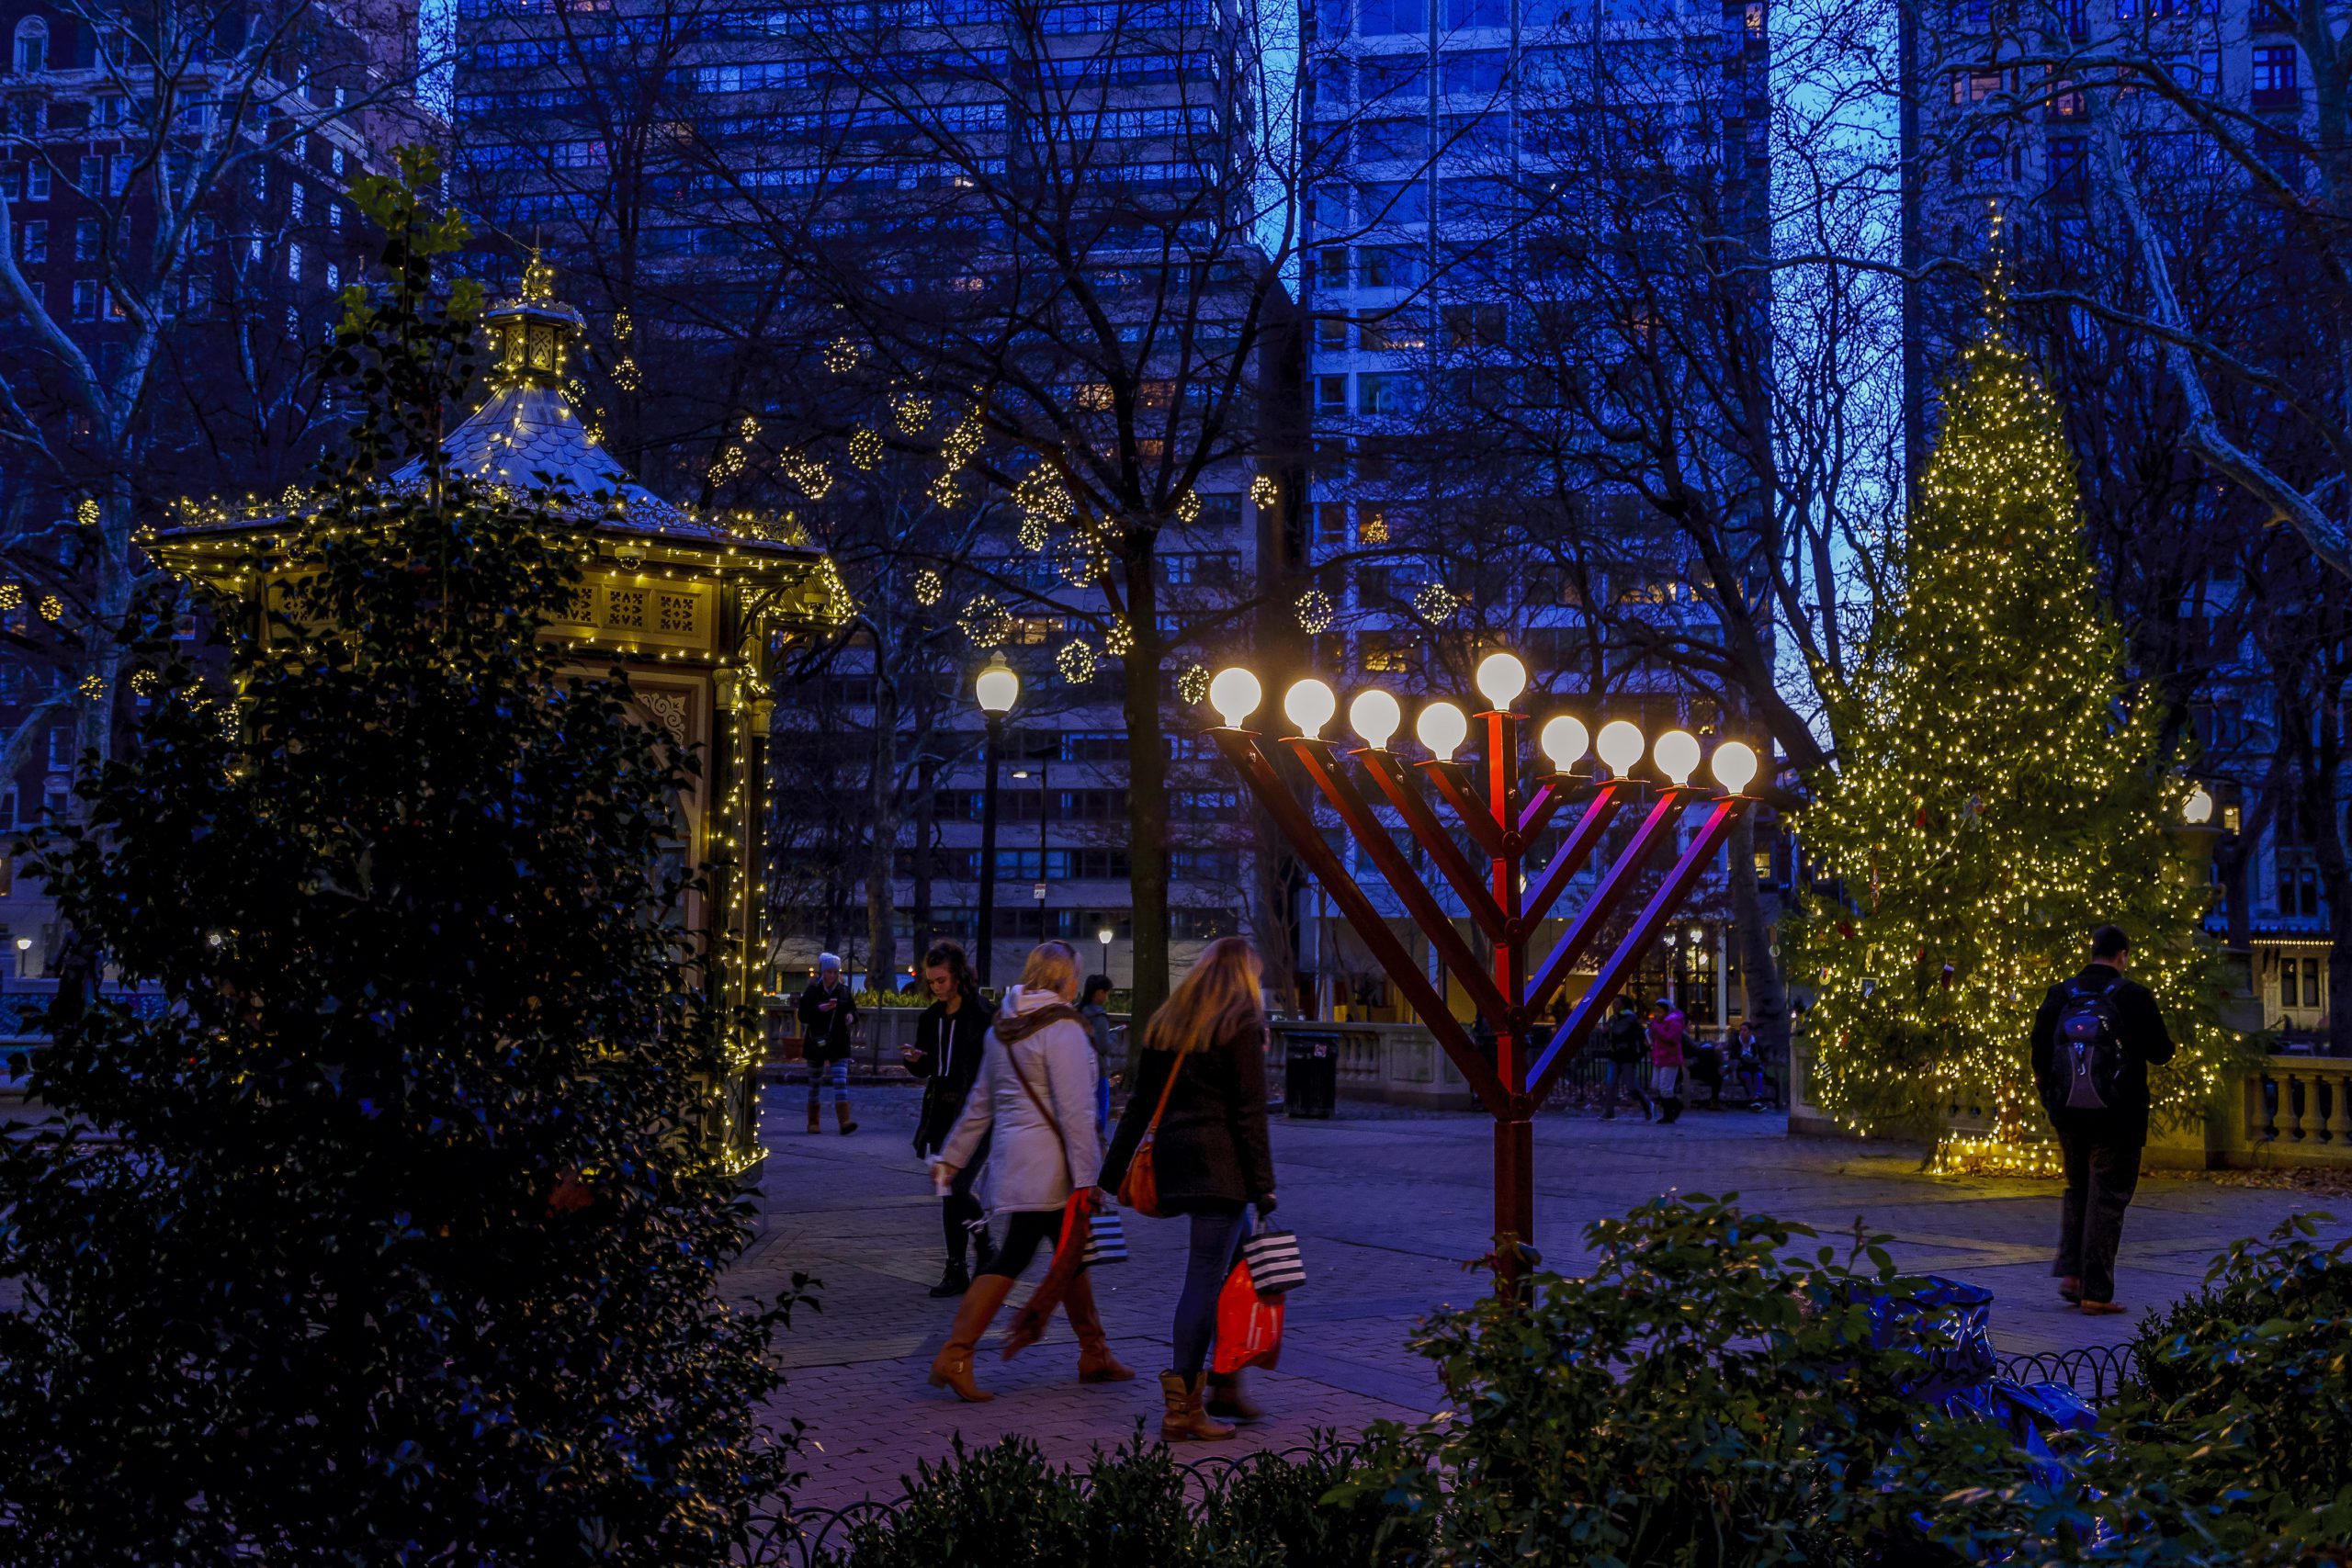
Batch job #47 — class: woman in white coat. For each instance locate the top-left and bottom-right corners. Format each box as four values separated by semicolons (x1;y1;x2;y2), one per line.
926;941;1134;1402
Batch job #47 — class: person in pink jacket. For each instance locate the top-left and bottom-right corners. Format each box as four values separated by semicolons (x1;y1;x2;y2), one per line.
1648;1004;1689;1125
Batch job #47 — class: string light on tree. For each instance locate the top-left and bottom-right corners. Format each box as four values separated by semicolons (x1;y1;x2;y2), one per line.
892;392;932;434
1105;616;1134;657
1250;474;1278;509
1175;491;1201;524
912;569;944;606
959;593;1012;648
1295;589;1334;635
1178;662;1211;705
848;428;884;471
824;335;864;373
1414;581;1456;623
1789;306;2237;1171
1057;638;1096;683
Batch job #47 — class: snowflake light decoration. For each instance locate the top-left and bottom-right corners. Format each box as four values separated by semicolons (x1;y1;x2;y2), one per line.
1250;474;1279;509
1414;581;1457;622
1178;662;1210;705
1295;589;1334;635
1057;638;1096;683
912;569;944;606
781;452;832;501
959;593;1012;648
849;428;884;470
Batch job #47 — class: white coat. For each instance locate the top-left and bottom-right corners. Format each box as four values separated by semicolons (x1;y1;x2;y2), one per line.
939;987;1102;1213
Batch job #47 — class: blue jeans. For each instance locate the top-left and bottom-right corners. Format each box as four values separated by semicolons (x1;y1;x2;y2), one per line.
806;1057;848;1109
1095;1069;1112;1133
1171;1206;1252;1379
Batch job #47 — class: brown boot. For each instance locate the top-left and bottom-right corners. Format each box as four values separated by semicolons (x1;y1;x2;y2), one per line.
1205;1370;1263;1422
1064;1273;1134;1384
929;1272;1015;1403
807;1102;821;1134
834;1100;858;1134
1158;1371;1234;1442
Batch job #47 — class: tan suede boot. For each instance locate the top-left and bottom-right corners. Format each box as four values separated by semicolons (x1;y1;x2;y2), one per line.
806;1102;821;1134
834;1100;858;1134
1063;1273;1135;1383
1158;1371;1234;1442
929;1273;1015;1403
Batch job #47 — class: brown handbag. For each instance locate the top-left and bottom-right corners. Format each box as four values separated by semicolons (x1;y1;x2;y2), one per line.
1117;1053;1183;1218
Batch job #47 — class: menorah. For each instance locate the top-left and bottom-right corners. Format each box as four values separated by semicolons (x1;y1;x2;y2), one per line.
1204;652;1759;1293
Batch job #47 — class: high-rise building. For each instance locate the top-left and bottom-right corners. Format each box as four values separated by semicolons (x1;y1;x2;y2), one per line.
1294;0;1776;1031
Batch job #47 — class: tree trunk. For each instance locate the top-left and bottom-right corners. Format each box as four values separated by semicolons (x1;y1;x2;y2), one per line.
911;750;937;956
865;670;901;992
1728;812;1789;1059
1122;537;1171;1055
78;470;140;773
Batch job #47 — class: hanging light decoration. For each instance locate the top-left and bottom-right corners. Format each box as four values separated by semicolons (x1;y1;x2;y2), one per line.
912;568;944;606
1175;491;1201;524
1295;589;1334;635
1250;474;1278;509
893;392;932;434
780;452;831;501
1413;581;1456;622
959;593;1012;648
848;428;884;470
1105;615;1134;656
824;335;864;373
1057;638;1096;683
1177;661;1211;705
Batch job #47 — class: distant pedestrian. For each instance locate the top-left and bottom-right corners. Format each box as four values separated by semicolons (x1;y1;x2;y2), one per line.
1596;996;1649;1120
1648;1003;1688;1124
2031;924;2176;1315
1730;1021;1770;1109
796;953;860;1135
1080;973;1116;1132
906;941;996;1297
926;941;1130;1402
1100;936;1277;1443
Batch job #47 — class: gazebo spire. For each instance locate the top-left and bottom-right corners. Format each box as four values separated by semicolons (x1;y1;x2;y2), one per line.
484;251;584;391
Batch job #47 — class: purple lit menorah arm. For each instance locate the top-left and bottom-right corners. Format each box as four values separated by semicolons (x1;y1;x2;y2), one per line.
1527;794;1747;1097
1354;749;1505;942
1523;786;1700;1018
1418;759;1507;859
1207;727;1510;1117
1521;779;1628;930
1282;738;1511;1022
1518;775;1570;840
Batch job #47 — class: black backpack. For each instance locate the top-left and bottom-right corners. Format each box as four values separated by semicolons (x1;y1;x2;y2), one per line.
2046;975;2125;1112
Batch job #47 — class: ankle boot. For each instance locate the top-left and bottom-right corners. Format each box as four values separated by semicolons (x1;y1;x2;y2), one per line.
928;1259;970;1299
834;1100;858;1135
1063;1273;1134;1383
1205;1370;1263;1421
806;1102;821;1134
929;1273;1015;1403
1158;1371;1234;1442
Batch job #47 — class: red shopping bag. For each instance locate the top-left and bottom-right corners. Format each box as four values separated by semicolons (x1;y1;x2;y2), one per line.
1211;1258;1284;1376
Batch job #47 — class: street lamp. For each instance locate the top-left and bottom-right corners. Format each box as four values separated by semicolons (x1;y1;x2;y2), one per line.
974;652;1020;990
1098;922;1114;984
1202;652;1758;1294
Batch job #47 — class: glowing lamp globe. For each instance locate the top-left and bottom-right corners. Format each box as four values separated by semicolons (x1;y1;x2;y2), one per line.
1539;715;1589;773
974;652;1021;716
1417;701;1469;761
1208;667;1262;728
1283;678;1338;739
1595;720;1645;778
1350;688;1403;750
1097;924;1115;945
2183;784;2214;826
1475;651;1528;710
1711;740;1759;796
1653;728;1701;787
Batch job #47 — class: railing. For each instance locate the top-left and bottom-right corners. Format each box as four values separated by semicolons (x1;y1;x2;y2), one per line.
2241;1055;2352;1158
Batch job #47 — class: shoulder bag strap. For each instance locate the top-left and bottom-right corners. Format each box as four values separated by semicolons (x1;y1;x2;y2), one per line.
1003;1034;1077;1188
1143;1047;1183;1133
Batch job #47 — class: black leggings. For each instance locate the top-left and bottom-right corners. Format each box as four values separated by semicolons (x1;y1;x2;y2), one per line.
942;1131;990;1267
977;1208;1065;1280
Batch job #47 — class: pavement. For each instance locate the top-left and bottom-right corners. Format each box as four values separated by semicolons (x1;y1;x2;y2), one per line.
731;1084;2347;1512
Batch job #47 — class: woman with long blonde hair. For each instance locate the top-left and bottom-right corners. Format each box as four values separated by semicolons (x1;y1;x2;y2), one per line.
1099;936;1277;1441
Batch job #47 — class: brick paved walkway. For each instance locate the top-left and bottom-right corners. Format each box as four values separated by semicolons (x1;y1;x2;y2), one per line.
734;1084;2340;1511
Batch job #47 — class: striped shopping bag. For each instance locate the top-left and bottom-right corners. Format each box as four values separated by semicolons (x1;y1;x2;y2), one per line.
1082;1204;1128;1267
1241;1225;1306;1295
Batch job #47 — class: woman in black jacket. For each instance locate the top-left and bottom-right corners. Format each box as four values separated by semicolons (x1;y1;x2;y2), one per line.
903;940;995;1296
1099;936;1276;1442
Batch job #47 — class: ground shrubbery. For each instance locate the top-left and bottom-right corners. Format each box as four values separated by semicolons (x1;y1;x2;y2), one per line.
819;1197;2352;1568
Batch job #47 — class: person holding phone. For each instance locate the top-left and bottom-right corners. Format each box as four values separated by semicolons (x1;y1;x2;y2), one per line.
796;953;860;1135
906;941;995;1296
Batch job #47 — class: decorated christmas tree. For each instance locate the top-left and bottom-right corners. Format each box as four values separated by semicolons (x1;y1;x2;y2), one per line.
1792;298;2233;1170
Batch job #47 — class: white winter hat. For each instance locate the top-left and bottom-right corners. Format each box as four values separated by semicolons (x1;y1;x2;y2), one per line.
818;953;842;974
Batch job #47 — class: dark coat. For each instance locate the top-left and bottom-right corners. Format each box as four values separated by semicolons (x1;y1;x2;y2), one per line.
910;988;989;1156
2030;964;2177;1145
795;978;858;1065
1099;1018;1275;1213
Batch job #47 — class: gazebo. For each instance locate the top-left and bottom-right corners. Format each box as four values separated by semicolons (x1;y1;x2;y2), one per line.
150;260;839;1179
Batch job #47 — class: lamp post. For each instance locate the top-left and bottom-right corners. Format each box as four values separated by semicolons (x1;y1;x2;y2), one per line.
1206;653;1758;1295
973;653;1020;991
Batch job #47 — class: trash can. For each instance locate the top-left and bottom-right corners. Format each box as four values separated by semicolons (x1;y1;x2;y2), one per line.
1283;1032;1340;1119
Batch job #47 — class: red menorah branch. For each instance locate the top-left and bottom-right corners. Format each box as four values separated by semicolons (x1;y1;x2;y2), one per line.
1204;665;1757;1295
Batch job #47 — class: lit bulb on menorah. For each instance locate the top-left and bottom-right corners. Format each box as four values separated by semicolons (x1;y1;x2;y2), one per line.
1204;653;1761;1294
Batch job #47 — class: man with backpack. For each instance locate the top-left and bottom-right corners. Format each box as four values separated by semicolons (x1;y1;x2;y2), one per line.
2030;925;2176;1315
